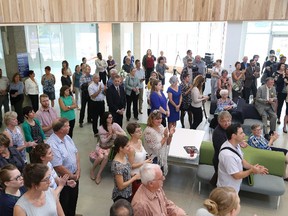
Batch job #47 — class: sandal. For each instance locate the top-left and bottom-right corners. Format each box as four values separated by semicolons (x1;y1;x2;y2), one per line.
90;170;95;180
95;176;102;185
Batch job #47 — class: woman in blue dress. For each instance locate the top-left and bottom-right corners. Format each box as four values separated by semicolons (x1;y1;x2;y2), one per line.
149;79;169;127
167;75;182;129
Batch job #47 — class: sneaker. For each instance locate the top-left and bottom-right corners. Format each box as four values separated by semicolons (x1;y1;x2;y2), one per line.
79;123;83;128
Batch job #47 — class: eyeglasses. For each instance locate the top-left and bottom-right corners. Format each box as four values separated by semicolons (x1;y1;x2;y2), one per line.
40;175;51;183
107;116;113;119
254;128;262;131
10;174;23;181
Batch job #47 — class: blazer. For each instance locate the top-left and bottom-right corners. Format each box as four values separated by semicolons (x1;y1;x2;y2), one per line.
125;76;141;96
106;84;126;113
240;62;249;71
255;84;277;115
244;66;260;88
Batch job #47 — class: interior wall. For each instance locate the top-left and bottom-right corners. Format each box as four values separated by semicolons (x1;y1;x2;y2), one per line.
0;0;288;24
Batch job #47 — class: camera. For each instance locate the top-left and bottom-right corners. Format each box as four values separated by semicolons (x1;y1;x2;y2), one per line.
192;65;199;72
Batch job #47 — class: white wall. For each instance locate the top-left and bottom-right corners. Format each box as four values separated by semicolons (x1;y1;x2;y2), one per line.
223;21;243;74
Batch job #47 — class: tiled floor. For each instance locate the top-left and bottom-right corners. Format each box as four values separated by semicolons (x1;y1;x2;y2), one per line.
73;107;288;216
3;74;288;216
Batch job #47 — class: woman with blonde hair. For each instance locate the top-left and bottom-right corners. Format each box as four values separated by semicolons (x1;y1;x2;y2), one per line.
3;111;36;163
196;187;241;216
143;110;175;176
190;75;209;129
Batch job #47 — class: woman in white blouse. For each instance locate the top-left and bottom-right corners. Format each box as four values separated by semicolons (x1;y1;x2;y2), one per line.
190;75;209;129
24;70;39;112
210;59;223;101
143;110;175;176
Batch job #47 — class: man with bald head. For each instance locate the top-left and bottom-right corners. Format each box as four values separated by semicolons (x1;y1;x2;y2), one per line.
241;56;249;70
88;74;106;136
192;55;206;76
110;199;134;216
132;164;187;216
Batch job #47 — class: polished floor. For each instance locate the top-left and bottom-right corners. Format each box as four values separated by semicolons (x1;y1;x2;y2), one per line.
73;104;288;216
2;77;288;216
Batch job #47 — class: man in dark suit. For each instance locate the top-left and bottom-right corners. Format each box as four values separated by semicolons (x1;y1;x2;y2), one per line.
240;56;249;70
253;54;260;67
106;74;126;127
243;59;260;103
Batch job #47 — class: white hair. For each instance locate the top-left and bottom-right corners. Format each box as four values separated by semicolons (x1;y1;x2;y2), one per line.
169;75;178;85
110;68;117;74
219;89;229;96
140;163;160;185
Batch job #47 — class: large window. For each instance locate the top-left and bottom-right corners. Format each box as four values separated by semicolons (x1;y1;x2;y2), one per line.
141;22;226;66
244;21;288;66
25;24;97;92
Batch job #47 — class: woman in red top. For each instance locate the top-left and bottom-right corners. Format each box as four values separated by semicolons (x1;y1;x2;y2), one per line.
142;49;156;85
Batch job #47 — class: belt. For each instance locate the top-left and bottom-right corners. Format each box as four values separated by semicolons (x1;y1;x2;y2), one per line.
92;100;104;102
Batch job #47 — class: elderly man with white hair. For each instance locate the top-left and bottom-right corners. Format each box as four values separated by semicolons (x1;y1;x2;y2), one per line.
88;74;106;136
132;164;187;216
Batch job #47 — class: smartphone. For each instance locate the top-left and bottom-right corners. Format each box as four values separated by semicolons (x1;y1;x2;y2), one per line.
183;146;198;154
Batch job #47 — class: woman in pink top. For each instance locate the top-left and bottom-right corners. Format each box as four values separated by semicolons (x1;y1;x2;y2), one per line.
90;112;126;184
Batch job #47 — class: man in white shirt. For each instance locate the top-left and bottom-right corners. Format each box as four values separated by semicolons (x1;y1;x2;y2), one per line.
88;74;106;136
0;68;10;127
134;60;145;114
24;70;39;112
217;123;268;192
95;52;108;85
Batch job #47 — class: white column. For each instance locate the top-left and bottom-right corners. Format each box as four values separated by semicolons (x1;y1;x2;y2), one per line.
223;21;244;73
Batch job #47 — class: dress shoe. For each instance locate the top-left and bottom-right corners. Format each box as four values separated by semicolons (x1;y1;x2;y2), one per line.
139;111;143;114
134;117;139;120
283;128;287;134
277;119;281;124
79;123;83;128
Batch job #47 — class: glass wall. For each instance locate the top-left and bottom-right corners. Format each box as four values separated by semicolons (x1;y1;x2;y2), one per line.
141;22;226;66
25;24;97;92
244;21;288;66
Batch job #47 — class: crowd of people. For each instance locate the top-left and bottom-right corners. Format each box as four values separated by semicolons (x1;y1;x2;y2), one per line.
0;48;287;216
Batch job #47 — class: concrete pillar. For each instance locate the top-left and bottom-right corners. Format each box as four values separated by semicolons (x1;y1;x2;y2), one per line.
62;24;77;65
112;23;121;71
2;26;27;81
133;23;141;62
223;22;243;73
2;26;32;106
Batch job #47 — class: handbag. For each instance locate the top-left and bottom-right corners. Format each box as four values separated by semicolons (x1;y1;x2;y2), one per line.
99;135;116;149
